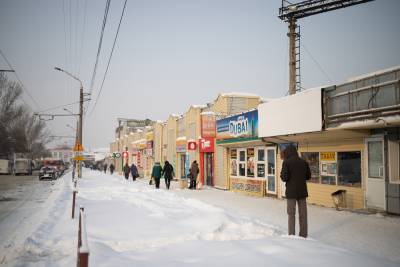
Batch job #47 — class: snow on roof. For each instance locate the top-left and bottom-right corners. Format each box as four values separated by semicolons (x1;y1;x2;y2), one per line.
176;136;187;141
190;104;207;109
156;120;164;123
170;114;180;118
347;65;400;83
219;92;260;98
201;111;215;115
136;129;143;133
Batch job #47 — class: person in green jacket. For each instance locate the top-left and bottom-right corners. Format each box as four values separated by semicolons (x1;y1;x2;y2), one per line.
151;162;162;189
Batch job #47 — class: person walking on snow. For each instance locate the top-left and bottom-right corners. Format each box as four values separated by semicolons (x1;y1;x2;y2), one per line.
189;160;199;190
162;161;174;190
109;163;115;175
130;163;139;181
280;145;311;238
123;163;130;180
151;162;162;189
103;163;108;174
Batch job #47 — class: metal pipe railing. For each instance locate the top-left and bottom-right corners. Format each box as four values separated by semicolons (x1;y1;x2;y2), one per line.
77;207;90;267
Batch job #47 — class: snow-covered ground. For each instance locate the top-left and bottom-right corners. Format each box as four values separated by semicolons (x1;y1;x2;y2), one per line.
3;170;399;266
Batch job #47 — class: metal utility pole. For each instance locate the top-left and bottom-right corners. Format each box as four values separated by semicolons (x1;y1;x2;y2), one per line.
54;67;87;178
279;0;374;95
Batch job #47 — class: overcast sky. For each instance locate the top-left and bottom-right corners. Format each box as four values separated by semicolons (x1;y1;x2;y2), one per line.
0;0;399;150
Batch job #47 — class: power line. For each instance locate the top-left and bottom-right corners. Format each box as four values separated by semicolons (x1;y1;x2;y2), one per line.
89;0;128;116
0;48;41;110
88;0;112;96
302;42;333;84
78;0;88;76
37;100;81;113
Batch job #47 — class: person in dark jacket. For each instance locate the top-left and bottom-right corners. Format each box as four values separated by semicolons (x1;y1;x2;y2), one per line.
130;163;139;181
103;163;108;174
109;163;115;175
189;160;199;189
123;163;130;180
162;161;174;190
280;145;311;238
151;162;163;189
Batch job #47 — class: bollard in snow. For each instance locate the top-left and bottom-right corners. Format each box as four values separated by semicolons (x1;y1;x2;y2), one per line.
72;189;77;219
77;207;90;267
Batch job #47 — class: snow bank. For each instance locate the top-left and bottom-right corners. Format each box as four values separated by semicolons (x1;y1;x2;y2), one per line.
6;170;399;267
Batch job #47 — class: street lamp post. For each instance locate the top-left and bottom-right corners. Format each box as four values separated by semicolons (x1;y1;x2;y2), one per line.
55;67;84;178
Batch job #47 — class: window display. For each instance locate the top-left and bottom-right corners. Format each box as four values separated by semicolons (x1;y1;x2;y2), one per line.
247;148;254;177
338;151;361;187
257;163;265;177
230;149;237;176
301;152;320;183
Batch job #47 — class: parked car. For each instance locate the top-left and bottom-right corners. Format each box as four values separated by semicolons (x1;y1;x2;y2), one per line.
39;166;57;180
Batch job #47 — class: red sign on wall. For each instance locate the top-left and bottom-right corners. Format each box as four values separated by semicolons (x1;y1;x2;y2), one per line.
122;151;129;158
199;138;214;153
187;141;197;151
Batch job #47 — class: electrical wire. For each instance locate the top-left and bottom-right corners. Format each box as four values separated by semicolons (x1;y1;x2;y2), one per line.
78;0;88;76
36;100;81;113
88;0;112;96
0;48;41;110
88;0;128;116
302;42;333;84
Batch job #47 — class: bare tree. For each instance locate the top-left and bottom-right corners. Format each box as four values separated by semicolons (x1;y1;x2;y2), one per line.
0;73;49;159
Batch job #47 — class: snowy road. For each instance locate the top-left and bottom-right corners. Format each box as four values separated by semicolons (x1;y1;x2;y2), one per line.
0;174;64;264
2;170;399;266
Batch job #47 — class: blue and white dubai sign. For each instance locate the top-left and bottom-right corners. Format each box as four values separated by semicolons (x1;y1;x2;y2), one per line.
216;110;258;139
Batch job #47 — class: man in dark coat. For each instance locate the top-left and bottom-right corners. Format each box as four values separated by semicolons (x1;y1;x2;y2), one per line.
151;162;162;189
109;163;115;174
103;163;108;174
130;163;139;181
189;160;199;190
123;163;130;180
162;161;174;190
280;145;311;238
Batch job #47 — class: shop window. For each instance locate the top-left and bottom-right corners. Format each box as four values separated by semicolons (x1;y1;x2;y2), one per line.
268;176;275;192
238;149;246;177
230;149;237;176
257;164;265;177
239;150;245;161
247;148;254;177
267;149;275;175
321;175;336;185
301;152;320;183
239;163;246;176
258;149;265;162
338;151;361;187
368;141;384;178
388;140;400;184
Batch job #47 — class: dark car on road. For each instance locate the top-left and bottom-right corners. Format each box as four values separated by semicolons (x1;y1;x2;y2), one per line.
39;166;57;180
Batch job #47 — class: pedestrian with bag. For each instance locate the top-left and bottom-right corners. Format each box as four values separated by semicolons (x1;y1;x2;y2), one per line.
130;163;139;181
151;162;162;189
189;160;199;190
280;144;311;238
123;162;130;180
162;161;174;190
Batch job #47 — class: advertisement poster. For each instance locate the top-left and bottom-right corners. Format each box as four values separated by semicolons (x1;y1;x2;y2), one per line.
216;110;258;140
176;139;186;153
247;148;254;177
201;115;216;137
